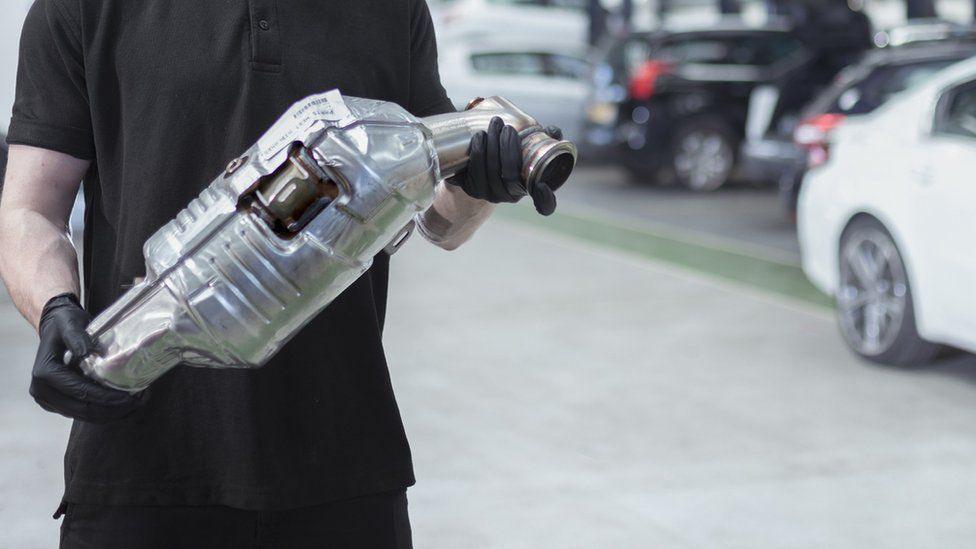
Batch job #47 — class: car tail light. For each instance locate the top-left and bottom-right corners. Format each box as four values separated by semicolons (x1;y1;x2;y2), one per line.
628;60;672;101
440;5;462;27
586;101;618;125
794;113;846;168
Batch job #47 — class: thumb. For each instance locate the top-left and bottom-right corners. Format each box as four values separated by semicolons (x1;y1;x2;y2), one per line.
59;318;95;366
529;180;557;216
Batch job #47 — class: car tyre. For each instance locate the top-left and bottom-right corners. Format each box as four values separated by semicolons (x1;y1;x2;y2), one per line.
671;118;737;192
836;217;939;367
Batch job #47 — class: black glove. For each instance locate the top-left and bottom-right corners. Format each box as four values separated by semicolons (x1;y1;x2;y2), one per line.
448;117;563;216
30;293;142;423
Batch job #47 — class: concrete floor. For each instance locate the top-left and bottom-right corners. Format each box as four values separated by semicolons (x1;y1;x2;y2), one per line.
392;220;976;549
2;213;976;548
559;166;800;263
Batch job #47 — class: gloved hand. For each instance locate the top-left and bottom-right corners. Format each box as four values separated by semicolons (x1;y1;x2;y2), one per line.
448;117;563;216
30;293;143;423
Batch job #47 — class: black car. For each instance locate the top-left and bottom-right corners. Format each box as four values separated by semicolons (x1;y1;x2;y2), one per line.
608;20;852;191
779;39;976;217
579;23;803;168
600;7;876;192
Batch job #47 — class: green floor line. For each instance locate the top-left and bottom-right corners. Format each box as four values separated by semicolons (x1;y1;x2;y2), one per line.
498;204;833;309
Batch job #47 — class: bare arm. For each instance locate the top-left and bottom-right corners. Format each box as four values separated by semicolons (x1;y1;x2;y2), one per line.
415;180;495;251
0;145;90;329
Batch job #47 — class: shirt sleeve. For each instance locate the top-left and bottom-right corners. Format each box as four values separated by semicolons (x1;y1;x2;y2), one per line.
7;0;95;160
408;0;456;117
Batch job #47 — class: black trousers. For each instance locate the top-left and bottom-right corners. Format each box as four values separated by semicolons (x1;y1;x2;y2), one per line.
58;490;412;549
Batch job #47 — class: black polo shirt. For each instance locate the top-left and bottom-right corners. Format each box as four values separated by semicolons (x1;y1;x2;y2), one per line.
9;0;454;510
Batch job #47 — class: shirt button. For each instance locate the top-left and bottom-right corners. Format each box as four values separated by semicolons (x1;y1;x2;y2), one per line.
258;20;271;31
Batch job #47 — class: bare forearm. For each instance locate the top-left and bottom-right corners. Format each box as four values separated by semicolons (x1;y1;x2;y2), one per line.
416;180;495;250
0;208;80;329
0;145;89;330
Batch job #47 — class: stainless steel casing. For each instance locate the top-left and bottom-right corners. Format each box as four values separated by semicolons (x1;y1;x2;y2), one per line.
78;91;577;392
80;93;439;390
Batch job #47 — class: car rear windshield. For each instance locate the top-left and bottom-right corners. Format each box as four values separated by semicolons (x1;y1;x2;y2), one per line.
806;57;966;116
486;0;587;8
652;33;803;67
470;52;590;80
598;34;655;81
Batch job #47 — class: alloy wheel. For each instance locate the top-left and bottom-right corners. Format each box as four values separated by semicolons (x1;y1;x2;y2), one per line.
837;227;908;357
673;130;733;191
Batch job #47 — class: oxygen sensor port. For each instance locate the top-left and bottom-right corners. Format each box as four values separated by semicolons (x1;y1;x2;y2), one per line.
251;144;340;234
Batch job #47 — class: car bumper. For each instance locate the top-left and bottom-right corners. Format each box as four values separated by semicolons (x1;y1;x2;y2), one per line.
797;167;841;297
578;124;621;165
738;139;805;184
614;111;671;175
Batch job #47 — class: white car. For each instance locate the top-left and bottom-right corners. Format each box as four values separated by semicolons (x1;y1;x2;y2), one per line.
430;0;588;46
798;57;976;366
438;38;591;141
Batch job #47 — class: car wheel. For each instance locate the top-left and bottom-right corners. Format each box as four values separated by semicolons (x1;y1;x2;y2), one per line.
836;217;939;367
671;119;736;192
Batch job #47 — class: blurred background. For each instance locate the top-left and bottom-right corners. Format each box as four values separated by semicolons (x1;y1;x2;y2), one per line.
2;1;976;547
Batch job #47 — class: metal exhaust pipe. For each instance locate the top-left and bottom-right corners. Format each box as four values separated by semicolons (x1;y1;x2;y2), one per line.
423;96;578;191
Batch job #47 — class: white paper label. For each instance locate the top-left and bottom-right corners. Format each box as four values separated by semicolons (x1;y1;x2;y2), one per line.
258;89;353;160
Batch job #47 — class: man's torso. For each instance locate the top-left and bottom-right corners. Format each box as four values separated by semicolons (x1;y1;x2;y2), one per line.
44;0;449;510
